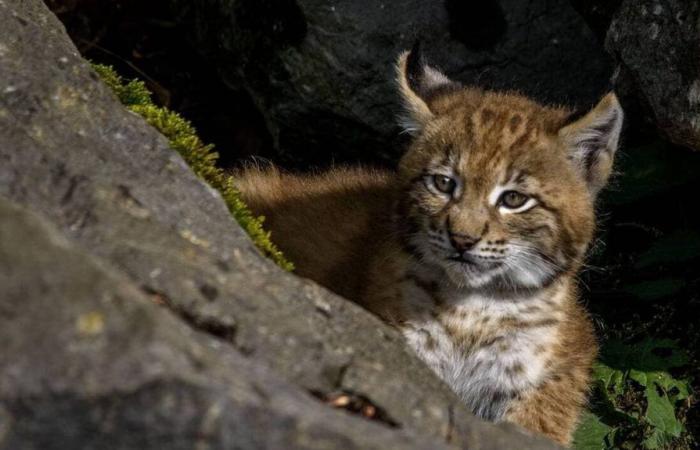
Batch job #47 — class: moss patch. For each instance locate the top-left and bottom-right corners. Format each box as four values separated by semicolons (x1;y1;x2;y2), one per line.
92;64;293;271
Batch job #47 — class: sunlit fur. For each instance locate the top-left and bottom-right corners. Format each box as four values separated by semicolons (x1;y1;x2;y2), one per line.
396;89;594;293
235;50;622;446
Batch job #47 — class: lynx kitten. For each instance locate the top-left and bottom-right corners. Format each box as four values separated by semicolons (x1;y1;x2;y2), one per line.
235;45;622;445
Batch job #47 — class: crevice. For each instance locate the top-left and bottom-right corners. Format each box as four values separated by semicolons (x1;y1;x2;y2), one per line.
60;174;87;206
142;286;237;342
333;362;350;389
310;389;400;429
445;403;455;443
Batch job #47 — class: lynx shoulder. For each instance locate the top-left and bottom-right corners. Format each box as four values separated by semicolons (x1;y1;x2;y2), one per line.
235;45;623;446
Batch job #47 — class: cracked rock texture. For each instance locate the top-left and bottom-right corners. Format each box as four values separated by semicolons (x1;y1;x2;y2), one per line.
173;0;612;166
572;0;700;151
0;1;561;449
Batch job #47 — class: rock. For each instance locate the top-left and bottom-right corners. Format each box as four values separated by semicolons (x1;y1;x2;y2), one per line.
0;197;443;450
572;0;700;151
0;1;560;449
175;0;611;166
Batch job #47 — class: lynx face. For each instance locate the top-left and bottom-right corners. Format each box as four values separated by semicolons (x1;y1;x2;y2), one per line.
395;46;623;291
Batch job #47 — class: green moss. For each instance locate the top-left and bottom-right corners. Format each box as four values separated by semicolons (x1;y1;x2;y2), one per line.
92;64;293;271
92;64;152;107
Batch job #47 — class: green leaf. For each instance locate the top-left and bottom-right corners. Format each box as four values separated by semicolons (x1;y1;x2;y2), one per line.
622;278;685;301
628;369;689;407
573;412;613;450
629;369;649;387
591;339;692;449
652;372;691;402
643;428;675;450
601;338;688;372
644;384;683;439
635;230;700;269
593;362;626;396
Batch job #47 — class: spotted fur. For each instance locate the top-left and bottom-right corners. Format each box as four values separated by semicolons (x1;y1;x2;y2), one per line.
235;46;623;446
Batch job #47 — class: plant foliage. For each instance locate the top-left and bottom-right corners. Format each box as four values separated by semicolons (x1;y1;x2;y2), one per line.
92;63;293;271
572;137;700;450
574;339;692;449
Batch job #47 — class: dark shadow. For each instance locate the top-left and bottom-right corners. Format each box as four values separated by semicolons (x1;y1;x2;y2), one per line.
445;0;507;50
46;0;277;169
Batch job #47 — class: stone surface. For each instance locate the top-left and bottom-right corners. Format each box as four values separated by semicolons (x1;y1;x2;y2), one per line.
175;0;612;166
573;0;700;151
607;0;700;150
0;1;560;448
0;197;443;450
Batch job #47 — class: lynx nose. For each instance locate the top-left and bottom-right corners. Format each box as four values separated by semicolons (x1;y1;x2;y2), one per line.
449;232;480;253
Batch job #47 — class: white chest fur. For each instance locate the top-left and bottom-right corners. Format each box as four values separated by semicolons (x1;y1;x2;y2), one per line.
399;279;563;420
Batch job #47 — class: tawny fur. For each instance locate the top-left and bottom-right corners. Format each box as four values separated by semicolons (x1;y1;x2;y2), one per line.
234;50;622;446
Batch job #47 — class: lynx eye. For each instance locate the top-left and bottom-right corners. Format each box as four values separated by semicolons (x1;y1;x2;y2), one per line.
432;174;457;195
500;190;529;209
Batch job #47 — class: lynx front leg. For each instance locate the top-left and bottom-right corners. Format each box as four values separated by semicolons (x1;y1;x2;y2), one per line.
504;374;588;446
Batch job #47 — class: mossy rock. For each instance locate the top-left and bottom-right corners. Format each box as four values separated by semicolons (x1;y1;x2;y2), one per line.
92;64;293;271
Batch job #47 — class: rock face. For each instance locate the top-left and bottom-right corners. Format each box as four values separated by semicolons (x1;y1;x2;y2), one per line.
572;0;700;151
176;0;612;166
0;1;560;449
0;197;437;450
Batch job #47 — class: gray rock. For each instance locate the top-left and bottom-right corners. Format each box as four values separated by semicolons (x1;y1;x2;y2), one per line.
574;0;700;151
0;0;560;448
176;0;612;166
607;0;700;150
0;196;449;450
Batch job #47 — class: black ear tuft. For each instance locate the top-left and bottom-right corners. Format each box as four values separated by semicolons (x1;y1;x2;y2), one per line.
395;44;461;135
406;40;425;95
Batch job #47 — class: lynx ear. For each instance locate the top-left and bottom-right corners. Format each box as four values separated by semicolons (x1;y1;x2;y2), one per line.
396;42;460;135
559;93;623;194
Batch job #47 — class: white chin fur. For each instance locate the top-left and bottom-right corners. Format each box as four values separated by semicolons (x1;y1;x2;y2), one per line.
511;266;550;288
444;263;501;288
505;245;557;288
442;258;551;290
